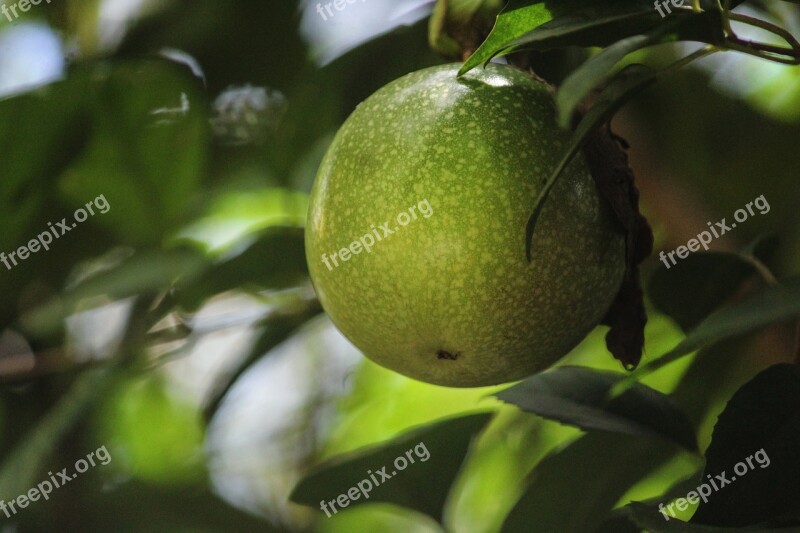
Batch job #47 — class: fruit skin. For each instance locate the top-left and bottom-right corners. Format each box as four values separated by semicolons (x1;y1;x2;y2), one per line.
305;63;625;387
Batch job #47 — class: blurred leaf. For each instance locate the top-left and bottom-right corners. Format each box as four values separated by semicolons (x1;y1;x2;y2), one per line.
625;276;800;383
0;75;88;252
429;0;504;58
429;0;465;58
621;361;800;530
291;413;493;523
101;374;206;485
648;252;758;331
496;366;697;451
203;298;323;420
172;187;307;256
594;514;642;533
315;504;443;533
0;367;116;501
176;226;308;312
19;479;276;533
0;73;95;326
58;59;209;245
22;247;207;336
691;364;800;527
601;472;704;531
117;0;308;94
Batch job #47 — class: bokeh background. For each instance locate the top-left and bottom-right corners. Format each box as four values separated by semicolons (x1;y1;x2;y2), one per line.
0;0;799;531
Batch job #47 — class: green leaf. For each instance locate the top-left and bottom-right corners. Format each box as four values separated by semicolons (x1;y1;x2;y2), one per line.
0;74;93;327
526;63;659;259
58;59;209;246
72;480;274;533
554;10;726;127
647;252;758;331
290;412;493;523
601;473;704;531
501;330;761;532
503;0;660;51
21;247;207;336
459;0;557;75
0;368;117;501
496;366;697;451
100;375;207;484
556;33;659;127
691;364;800;527
0;75;88;253
461;0;728;78
175;226;308;312
461;0;669;76
624;276;800;383
501;431;678;532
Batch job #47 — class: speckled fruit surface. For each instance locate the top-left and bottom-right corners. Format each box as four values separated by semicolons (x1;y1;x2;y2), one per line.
305;63;625;387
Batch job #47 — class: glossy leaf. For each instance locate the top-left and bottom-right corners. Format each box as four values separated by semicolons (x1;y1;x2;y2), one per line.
459;0;557;75
496;366;697;450
461;0;730;76
625;276;800;383
502;331;757;532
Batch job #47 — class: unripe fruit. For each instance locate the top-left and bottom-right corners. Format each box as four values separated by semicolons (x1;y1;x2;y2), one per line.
306;63;625;387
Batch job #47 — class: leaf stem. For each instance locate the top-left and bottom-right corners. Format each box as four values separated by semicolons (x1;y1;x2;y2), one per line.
722;12;800;65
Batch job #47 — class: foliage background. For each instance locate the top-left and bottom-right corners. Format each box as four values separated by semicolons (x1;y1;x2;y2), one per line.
0;0;799;531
